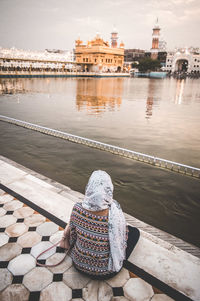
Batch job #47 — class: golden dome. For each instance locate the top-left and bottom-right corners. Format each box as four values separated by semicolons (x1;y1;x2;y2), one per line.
120;41;124;48
75;39;83;46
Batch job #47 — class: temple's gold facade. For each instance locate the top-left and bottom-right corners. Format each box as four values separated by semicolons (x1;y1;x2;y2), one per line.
75;33;124;72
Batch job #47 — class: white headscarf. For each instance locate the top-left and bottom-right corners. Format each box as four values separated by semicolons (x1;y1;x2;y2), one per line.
82;170;127;272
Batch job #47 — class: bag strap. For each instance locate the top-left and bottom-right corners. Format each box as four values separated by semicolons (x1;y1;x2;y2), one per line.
36;239;69;267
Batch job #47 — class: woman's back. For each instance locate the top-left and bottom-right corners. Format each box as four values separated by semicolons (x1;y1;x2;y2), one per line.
60;170;139;279
69;202;111;276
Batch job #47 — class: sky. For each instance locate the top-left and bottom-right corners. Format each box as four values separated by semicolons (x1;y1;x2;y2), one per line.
0;0;200;52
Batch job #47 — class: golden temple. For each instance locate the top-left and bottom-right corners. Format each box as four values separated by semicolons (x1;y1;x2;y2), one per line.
75;31;124;72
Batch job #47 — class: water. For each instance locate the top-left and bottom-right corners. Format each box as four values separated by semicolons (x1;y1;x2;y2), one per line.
0;77;200;247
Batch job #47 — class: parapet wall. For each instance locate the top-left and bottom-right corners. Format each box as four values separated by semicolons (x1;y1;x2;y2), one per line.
0;71;129;78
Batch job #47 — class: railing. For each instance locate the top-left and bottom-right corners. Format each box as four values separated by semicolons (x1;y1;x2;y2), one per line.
0;70;130;77
0;114;200;179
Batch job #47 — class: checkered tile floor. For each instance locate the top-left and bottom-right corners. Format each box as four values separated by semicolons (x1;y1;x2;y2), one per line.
0;189;174;301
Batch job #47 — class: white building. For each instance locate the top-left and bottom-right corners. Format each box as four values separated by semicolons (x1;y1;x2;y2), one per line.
159;37;167;51
0;47;75;71
165;47;200;74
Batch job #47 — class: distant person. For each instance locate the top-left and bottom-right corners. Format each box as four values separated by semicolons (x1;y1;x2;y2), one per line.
60;170;140;279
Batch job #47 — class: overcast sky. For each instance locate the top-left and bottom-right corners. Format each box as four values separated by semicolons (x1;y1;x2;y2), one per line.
0;0;199;52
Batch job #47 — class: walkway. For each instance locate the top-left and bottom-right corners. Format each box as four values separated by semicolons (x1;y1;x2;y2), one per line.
0;190;174;301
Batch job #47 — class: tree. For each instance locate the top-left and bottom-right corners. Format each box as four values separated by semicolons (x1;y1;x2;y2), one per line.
131;62;139;69
138;58;161;72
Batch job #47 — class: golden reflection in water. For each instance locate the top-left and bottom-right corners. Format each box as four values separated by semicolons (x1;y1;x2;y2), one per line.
175;79;184;105
146;80;156;119
76;78;123;115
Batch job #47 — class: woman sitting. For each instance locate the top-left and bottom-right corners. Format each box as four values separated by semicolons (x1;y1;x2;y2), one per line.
60;170;140;279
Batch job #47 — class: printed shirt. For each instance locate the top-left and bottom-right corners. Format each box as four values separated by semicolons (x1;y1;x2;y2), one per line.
69;202;111;276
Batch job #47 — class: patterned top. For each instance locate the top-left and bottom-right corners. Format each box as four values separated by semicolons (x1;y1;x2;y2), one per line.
69;202;111;276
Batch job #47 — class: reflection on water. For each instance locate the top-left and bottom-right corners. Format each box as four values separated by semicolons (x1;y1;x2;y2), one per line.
0;79;26;94
0;77;200;247
0;77;200;167
146;96;154;119
175;79;185;105
76;78;123;115
0;78;76;95
146;80;157;119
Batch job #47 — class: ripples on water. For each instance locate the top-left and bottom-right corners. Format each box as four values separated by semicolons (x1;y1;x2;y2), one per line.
0;77;200;247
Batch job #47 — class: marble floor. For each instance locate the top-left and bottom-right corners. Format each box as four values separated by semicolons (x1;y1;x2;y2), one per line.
0;189;176;301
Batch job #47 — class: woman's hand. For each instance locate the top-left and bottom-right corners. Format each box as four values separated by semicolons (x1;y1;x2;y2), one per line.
59;224;71;250
59;236;70;250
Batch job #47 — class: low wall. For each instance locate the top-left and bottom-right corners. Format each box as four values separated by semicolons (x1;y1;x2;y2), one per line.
0;71;130;78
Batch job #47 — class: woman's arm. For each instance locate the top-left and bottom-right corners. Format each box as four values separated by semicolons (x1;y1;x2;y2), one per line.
59;223;70;249
63;223;70;239
59;205;77;249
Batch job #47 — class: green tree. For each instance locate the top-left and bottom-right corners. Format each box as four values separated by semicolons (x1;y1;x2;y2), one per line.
131;62;138;69
138;58;161;72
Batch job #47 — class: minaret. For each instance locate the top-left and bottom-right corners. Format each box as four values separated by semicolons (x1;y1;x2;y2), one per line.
151;18;160;60
111;27;118;48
